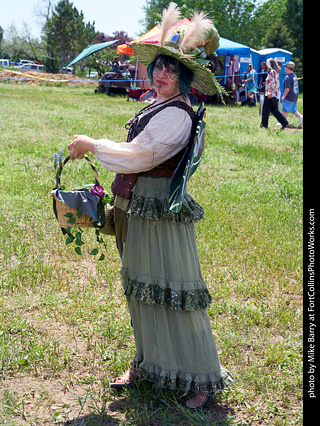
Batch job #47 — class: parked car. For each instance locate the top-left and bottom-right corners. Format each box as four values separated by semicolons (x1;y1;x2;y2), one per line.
0;59;10;68
61;67;73;74
20;63;45;72
86;71;99;78
18;60;35;67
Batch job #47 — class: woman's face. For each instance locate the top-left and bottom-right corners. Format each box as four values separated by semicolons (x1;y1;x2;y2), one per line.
152;58;180;97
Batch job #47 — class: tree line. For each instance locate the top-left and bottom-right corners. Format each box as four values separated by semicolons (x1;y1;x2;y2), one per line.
0;0;131;74
0;0;303;75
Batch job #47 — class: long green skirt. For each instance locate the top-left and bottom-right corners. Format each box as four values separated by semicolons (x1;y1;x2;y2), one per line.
117;176;233;393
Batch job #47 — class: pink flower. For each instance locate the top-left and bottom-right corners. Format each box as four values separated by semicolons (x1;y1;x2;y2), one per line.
90;185;105;198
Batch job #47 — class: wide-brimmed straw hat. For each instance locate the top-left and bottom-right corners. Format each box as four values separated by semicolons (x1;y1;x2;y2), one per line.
132;3;222;95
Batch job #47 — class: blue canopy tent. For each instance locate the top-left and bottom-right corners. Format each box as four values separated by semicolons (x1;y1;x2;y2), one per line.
215;37;259;87
216;37;252;56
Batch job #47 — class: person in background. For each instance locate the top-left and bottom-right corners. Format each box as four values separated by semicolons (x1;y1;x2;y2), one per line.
227;55;240;103
258;61;267;114
243;64;257;105
260;58;289;129
113;56;122;76
281;61;303;127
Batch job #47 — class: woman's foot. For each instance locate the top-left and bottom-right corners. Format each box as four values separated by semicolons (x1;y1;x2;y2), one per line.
186;392;213;410
110;366;138;390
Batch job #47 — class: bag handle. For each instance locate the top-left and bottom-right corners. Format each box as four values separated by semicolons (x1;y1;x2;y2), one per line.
55;154;99;189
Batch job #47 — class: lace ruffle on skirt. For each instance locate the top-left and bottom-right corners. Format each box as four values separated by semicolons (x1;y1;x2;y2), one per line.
127;176;204;223
122;271;212;311
134;359;234;393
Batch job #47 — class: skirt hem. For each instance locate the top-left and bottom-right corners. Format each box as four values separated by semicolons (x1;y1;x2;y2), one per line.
133;358;234;393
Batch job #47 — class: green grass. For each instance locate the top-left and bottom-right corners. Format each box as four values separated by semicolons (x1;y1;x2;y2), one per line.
0;82;303;425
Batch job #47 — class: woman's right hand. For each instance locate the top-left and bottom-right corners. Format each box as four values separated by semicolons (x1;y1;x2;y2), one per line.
68;135;96;160
125;117;135;128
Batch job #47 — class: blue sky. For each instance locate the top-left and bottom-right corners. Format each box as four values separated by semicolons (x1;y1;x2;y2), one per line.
1;0;147;40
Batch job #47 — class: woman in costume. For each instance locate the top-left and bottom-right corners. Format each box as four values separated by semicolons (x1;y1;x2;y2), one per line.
68;3;233;410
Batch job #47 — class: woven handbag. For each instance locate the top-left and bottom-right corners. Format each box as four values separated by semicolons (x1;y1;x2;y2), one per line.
52;154;105;229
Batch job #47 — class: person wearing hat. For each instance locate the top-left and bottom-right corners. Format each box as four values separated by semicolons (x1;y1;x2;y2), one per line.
281;61;303;127
67;3;233;410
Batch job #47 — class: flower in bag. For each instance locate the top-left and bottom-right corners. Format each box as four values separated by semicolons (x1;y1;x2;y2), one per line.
90;185;105;198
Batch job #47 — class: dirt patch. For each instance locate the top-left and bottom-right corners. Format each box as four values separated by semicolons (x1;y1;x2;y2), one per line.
2;375;88;423
0;69;97;86
0;305;126;425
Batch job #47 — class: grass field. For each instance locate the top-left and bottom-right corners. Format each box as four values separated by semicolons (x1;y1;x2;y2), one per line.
0;81;303;426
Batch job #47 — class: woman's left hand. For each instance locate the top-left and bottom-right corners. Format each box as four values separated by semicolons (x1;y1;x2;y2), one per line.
68;135;96;160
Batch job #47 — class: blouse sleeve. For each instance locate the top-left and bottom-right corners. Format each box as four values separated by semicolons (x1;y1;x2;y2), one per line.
94;106;192;173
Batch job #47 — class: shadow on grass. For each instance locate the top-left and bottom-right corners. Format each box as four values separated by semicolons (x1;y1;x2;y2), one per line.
63;382;238;426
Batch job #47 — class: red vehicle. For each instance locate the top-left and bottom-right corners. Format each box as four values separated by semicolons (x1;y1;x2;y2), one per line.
95;72;130;95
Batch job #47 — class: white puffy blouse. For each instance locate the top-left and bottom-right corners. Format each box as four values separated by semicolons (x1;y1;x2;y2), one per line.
95;105;192;174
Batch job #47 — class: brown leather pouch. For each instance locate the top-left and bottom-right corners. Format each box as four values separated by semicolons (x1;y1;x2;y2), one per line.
111;173;138;199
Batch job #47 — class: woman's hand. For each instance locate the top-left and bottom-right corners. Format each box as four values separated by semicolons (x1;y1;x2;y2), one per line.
125;117;135;129
68;135;96;160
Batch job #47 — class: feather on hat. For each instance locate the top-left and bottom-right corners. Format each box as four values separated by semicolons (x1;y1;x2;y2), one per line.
132;3;222;95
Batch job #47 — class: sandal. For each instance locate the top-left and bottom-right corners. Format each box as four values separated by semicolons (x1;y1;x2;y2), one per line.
110;366;138;390
186;392;213;410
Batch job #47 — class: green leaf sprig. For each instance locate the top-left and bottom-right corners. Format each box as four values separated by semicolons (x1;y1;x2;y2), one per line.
63;209;107;261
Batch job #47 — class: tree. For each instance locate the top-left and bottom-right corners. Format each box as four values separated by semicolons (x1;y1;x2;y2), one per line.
42;0;96;72
142;0;260;46
0;26;4;58
284;0;303;62
33;0;55;30
85;31;132;76
210;0;258;46
250;0;287;49
1;23;45;63
261;19;294;52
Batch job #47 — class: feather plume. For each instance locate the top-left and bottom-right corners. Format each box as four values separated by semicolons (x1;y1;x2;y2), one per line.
158;2;181;46
179;11;213;52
